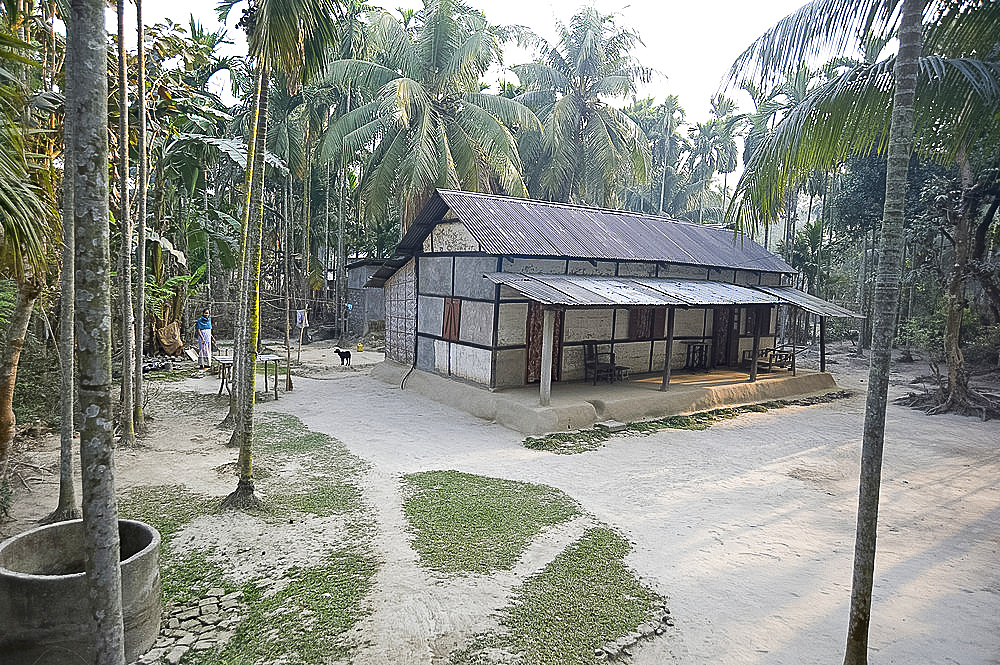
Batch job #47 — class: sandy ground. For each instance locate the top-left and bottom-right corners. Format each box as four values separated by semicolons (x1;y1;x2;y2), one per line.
5;340;1000;665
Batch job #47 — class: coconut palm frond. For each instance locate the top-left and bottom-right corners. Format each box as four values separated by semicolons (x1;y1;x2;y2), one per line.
463;92;541;132
727;0;899;90
324;58;400;95
728;53;1000;233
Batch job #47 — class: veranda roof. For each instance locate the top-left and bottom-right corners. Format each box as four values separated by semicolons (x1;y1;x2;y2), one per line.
753;285;862;318
486;273;861;317
485;273;780;307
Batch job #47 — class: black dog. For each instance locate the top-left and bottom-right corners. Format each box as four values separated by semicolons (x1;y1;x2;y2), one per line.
334;348;352;366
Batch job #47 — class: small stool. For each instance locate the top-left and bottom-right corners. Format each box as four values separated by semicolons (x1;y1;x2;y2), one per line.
615;366;630;381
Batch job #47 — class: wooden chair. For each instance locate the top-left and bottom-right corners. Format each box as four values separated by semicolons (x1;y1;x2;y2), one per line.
583;342;617;385
770;346;795;373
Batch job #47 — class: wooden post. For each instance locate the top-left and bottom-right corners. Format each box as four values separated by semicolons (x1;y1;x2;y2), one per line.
539;308;554;406
820;315;827;372
659;307;675;391
749;305;762;383
791;309;798;376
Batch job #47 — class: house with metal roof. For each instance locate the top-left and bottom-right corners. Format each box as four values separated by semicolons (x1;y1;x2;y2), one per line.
370;189;857;406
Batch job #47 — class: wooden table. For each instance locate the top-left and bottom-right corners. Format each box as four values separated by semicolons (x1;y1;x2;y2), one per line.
215;354;281;400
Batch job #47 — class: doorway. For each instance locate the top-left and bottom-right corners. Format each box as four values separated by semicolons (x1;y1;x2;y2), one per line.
712;306;740;367
526;303;563;383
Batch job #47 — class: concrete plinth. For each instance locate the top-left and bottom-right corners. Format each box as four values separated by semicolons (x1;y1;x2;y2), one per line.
374;361;841;435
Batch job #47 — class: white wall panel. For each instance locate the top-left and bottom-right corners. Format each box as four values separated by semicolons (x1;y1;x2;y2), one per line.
674;308;708;337
434;339;451;373
419;256;453;296
567;260;616;275
618;262;656;277
507;258;565;274
495;348;526;388
459;300;494;347
427;221;478;252
498;303;528;346
418;295;444;335
563;309;613;342
614;341;652;373
450;344;492;385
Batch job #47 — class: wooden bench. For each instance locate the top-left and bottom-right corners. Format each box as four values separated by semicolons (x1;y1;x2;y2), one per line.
742;347;795;372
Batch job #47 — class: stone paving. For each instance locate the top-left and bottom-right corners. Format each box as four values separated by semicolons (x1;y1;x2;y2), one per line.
134;588;244;665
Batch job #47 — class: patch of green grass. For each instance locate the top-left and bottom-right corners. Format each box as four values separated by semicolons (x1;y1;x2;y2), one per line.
502;528;663;665
162;550;231;605
118;415;379;665
449;632;512;665
523;428;609;454
251;412;369;522
254;413;333;454
403;471;580;575
451;528;663;665
269;480;362;517
188;550;378;665
118;485;218;541
118;486;230;605
523;393;852;454
159;389;229;417
147;368;197;383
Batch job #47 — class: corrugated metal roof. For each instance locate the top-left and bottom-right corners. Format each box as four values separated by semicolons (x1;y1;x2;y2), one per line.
369;189;797;287
754;286;863;318
430;190;793;273
485;273;781;307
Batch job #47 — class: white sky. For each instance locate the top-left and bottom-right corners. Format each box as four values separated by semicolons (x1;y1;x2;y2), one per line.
124;0;808;123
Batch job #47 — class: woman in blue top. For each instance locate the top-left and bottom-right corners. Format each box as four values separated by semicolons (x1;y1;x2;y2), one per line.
195;308;214;368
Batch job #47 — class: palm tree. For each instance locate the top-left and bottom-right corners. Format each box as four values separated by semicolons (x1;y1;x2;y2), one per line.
116;0;136;446
687;111;740;223
69;0;126;660
322;0;538;233
218;0;336;509
133;0;148;434
727;0;998;662
623;95;690;216
512;6;651;207
47;5;80;524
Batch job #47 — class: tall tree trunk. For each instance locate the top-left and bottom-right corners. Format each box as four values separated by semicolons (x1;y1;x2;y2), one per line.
0;277;42;482
300;155;312;360
843;0;923;662
71;0;126;661
222;64;269;510
284;174;293;391
204;185;212;307
133;0;147;433
117;0;135;446
969;195;1000;320
783;187;797;261
324;159;330;323
934;147;974;412
46;25;80;522
338;152;347;336
856;230;869;354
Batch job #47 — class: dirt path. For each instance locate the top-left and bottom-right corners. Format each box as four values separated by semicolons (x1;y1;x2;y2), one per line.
6;342;1000;664
267;348;1000;665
